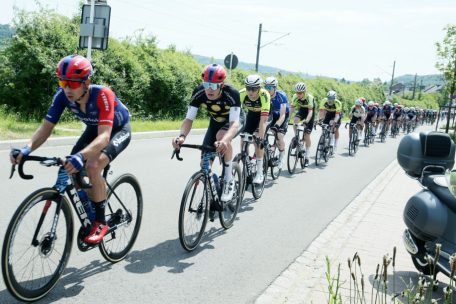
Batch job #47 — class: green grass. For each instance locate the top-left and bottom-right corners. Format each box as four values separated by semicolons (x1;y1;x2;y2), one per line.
0;111;209;141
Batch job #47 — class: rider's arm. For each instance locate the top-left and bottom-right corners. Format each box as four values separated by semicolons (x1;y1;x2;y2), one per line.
26;120;56;152
220;107;241;143
275;104;287;126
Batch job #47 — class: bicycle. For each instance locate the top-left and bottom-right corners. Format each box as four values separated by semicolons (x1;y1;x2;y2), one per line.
236;133;268;201
2;154;143;302
172;144;242;252
287;122;306;174
378;118;387;143
315;123;334;166
390;119;399;138
363;121;374;147
264;127;281;180
346;122;360;156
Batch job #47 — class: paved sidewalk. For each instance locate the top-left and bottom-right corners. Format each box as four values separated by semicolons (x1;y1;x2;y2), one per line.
256;160;454;304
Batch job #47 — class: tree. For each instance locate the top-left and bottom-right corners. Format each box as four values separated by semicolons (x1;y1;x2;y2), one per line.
436;24;456;133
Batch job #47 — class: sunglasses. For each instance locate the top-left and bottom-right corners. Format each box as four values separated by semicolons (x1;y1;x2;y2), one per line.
59;79;84;89
202;82;222;90
246;86;259;92
264;85;275;91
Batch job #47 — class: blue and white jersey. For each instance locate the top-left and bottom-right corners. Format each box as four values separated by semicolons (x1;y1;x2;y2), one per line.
270;90;290;116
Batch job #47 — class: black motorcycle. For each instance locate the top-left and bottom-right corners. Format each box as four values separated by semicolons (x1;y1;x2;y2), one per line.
398;131;456;277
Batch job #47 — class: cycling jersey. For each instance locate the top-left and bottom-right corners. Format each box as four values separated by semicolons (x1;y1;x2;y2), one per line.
382;105;393;115
270;90;289;116
189;84;241;123
292;93;315;118
239;88;270;116
365;107;378;122
350;105;365;118
319;98;342;113
46;85;130;128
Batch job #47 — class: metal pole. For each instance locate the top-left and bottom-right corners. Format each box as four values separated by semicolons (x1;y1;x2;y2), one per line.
229;52;233;79
86;0;95;61
412;73;417;100
255;23;262;72
389;60;396;96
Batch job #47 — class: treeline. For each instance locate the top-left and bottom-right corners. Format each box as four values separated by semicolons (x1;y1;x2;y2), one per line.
0;7;439;122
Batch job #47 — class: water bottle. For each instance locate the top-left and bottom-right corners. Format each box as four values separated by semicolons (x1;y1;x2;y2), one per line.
212;173;221;196
54;167;70;193
78;189;95;221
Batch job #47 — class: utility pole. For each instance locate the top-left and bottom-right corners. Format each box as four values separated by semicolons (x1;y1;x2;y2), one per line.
254;23;290;72
418;79;423;99
255;23;262;72
412;73;417;100
389;60;396;97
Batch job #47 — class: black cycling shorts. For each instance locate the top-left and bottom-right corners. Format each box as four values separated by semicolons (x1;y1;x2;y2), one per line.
268;113;289;134
202;110;245;148
323;112;342;128
71;122;132;162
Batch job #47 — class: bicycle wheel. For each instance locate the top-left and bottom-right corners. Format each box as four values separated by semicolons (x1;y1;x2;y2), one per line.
178;171;209;251
287;137;298;174
353;132;359;155
2;188;73;302
219;162;242;229
238;154;248;203
252;152;268;199
315;135;325;166
99;174;143;263
348;133;354;156
269;144;281;180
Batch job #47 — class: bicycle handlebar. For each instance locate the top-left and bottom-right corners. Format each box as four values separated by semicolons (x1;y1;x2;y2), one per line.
10;154;92;189
171;144;217;161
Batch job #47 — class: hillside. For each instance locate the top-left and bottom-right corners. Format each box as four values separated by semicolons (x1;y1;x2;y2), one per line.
393;74;444;88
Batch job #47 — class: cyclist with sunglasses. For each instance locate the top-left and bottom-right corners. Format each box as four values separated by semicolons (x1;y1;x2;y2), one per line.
239;75;271;184
289;82;315;167
172;64;244;203
9;54;131;244
318;90;342;153
264;76;289;169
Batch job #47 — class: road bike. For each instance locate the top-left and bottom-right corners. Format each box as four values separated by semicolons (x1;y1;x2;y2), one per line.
172;144;242;251
287;122;307;174
264;127;281;180
235;133;268;201
390;119;400;138
363;121;375;147
2;154;142;302
315;123;334;166
346;122;360;156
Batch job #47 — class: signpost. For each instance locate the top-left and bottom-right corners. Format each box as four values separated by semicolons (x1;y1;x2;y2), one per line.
79;0;111;60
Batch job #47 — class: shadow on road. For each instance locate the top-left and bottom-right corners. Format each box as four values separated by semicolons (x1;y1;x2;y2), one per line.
123;226;226;275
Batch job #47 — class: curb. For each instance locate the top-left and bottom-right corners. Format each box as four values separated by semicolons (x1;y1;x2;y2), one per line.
0;129;207;151
255;160;401;304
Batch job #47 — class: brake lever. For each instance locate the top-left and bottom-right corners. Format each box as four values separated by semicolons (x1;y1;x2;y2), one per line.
9;164;16;179
172;149;183;161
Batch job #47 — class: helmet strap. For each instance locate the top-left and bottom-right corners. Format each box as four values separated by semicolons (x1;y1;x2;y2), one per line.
74;84;89;102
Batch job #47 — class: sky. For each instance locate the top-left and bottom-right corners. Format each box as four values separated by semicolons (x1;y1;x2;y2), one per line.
1;0;455;81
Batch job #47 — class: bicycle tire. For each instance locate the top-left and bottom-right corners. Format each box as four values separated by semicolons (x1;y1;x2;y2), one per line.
99;174;143;263
315;134;325;166
348;133;354;156
219;162;242;229
178;171;209;252
238;155;248;203
287;137;298;174
269;144;281;180
2;188;73;302
252;152;268;200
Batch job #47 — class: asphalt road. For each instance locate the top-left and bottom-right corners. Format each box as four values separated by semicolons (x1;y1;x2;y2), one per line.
0;124;424;303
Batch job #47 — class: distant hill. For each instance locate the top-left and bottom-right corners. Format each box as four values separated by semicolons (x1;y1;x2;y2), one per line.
393;74;444;88
192;54;315;79
0;24;14;48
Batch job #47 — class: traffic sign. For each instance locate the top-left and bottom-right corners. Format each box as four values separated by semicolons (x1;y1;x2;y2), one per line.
224;54;238;70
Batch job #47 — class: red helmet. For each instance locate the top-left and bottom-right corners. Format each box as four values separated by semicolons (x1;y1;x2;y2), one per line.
201;64;226;83
56;55;93;81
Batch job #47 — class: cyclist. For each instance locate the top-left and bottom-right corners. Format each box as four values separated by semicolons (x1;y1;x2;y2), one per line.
364;101;378;137
239;75;271;184
348;98;365;142
289;82;315;167
9;54;132;244
172;64;243;203
318;90;342;153
378;100;393;136
264;76;289;169
392;104;403;133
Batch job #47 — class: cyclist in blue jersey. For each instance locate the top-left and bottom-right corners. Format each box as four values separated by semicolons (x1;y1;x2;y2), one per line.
10;55;131;244
264;76;289;169
364;101;378;136
378;100;393;136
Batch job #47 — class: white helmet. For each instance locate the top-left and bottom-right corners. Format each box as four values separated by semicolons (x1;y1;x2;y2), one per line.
394;103;398;107
410;107;415;111
368;101;374;106
355;98;363;106
264;76;278;88
294;82;307;92
244;74;263;87
384;101;391;106
404;107;410;112
327;90;337;100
